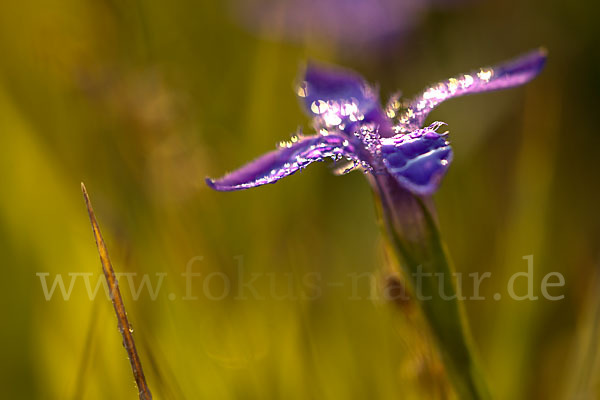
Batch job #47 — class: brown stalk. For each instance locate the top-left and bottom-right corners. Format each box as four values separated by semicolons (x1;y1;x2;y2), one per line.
81;183;153;400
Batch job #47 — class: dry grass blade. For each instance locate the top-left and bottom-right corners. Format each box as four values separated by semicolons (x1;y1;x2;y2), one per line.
81;182;153;400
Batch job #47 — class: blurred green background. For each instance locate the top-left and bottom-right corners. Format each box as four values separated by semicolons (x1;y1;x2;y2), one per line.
1;0;598;399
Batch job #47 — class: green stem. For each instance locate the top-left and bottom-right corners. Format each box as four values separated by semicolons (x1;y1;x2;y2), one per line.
372;175;490;399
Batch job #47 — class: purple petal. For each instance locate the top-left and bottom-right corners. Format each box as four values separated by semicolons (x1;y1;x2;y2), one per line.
206;134;359;191
297;63;392;134
381;122;453;196
299;63;378;114
398;48;547;130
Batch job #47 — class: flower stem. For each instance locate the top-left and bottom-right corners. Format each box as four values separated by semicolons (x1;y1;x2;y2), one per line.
373;174;490;400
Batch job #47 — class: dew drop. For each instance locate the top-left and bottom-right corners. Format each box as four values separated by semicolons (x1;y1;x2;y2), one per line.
477;69;493;82
327;100;340;113
462;74;474;88
297;81;309;97
447;78;458;94
323;112;342;126
311;100;328;115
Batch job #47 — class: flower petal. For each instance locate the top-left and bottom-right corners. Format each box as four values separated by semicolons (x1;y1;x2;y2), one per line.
206;134;359;191
398;48;547;130
299;63;377;113
381;123;453;196
297;63;390;133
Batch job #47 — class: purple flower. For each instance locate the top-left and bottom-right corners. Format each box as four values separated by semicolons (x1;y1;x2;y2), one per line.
207;49;546;196
207;49;546;399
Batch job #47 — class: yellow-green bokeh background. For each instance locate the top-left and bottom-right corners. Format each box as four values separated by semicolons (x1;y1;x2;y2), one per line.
1;0;598;399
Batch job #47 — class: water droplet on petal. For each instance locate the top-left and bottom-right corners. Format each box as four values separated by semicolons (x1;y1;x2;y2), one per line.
447;78;459;94
462;74;474;88
327;100;340;113
323;112;342;126
297;81;309;97
477;68;493;82
311;100;328;115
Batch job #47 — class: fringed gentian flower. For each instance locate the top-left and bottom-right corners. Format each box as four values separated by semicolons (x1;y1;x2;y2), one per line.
207;49;546;399
207;49;545;197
